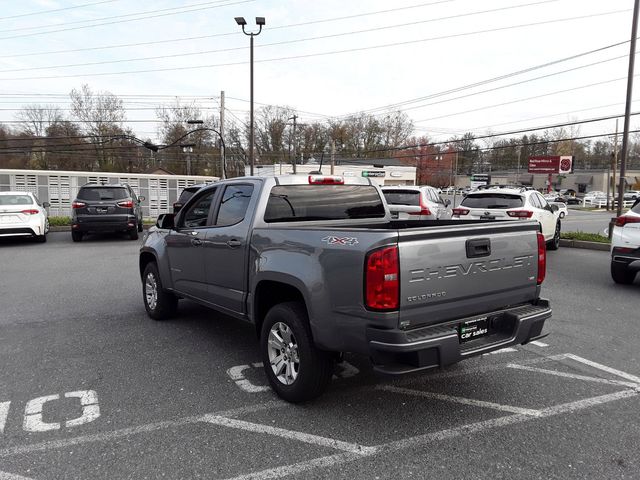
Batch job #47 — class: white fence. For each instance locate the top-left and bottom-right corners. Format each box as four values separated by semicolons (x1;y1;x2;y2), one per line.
582;197;635;209
0;169;218;217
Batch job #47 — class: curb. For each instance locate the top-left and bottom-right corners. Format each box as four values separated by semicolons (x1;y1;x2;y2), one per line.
559;239;610;252
49;224;154;233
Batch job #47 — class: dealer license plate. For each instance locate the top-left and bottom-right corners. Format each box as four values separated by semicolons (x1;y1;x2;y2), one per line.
480;215;495;220
459;317;489;342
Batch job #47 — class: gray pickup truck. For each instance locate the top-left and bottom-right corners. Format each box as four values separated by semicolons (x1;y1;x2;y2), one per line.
139;175;551;402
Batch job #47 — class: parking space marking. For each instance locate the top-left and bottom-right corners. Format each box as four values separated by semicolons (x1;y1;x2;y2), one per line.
0;471;35;480
507;364;640;389
0;401;284;459
0;402;9;433
564;353;640;385
22;390;100;433
228;361;360;393
483;347;517;355
530;341;549;347
378;385;542;417
228;388;639;480
202;415;376;455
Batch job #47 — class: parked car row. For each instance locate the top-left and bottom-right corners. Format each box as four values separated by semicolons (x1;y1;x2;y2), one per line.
610;198;640;284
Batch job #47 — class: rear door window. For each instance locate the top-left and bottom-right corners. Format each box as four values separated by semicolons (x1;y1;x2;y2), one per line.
77;187;128;201
265;185;385;222
461;194;524;209
216;185;254;227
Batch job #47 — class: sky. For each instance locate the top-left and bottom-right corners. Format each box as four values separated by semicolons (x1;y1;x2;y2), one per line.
0;0;636;145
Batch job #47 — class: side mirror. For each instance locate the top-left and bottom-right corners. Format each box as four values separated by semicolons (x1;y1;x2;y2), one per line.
156;213;175;229
42;201;50;208
138;195;145;202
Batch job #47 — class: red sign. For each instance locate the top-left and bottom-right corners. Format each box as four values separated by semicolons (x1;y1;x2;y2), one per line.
528;156;574;174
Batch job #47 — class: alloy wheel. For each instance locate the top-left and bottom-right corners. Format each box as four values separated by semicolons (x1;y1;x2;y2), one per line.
267;322;300;385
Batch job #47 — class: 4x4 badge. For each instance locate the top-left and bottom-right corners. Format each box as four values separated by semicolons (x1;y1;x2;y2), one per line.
322;236;358;246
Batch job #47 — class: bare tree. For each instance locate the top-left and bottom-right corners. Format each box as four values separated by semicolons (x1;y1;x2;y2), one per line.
14;104;63;168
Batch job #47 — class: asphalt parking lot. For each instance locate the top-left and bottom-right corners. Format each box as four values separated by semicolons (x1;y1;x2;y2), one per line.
1;233;639;479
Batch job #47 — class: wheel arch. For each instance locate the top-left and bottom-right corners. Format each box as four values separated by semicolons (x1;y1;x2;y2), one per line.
253;280;308;339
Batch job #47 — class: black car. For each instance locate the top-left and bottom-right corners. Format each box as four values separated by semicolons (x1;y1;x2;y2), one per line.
71;183;145;242
173;183;207;213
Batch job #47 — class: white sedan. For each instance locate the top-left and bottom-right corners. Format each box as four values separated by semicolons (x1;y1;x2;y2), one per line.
0;191;50;242
610;199;640;284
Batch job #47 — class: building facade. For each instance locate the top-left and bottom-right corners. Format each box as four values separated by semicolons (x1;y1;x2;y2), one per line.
0;169;218;217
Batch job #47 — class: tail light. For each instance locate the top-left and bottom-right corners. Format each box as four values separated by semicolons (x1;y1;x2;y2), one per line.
507;210;534;218
409;195;432;216
615;215;640;227
21;209;39;215
365;246;399;310
308;175;344;185
117;199;134;208
452;208;470;216
72;201;86;209
537;232;546;285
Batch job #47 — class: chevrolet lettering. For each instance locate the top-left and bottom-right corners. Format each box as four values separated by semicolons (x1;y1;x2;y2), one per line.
409;255;534;282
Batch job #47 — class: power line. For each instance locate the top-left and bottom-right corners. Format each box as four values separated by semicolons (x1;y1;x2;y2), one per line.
414;75;638;123
0;0;253;41
0;9;627;81
0;0;453;58
0;0;560;74
0;1;120;21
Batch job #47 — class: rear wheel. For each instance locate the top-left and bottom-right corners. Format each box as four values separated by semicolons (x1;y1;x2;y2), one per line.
129;228;139;240
559;211;565;219
547;221;560;251
137;220;143;232
611;262;637;284
35;233;47;243
260;301;333;403
142;262;178;320
71;231;83;242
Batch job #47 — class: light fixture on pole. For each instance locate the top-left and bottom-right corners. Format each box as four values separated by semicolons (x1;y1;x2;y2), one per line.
235;16;265;176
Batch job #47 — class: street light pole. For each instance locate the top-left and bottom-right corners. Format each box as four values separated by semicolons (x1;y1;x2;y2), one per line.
235;16;265;177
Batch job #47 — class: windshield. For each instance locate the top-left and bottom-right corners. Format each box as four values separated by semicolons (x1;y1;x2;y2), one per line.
265;185;385;222
461;193;524;209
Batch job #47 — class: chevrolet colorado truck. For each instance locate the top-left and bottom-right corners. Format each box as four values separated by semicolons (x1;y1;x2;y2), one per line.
139;174;551;402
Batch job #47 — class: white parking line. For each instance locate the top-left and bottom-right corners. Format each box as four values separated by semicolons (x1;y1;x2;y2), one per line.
378;385;542;417
530;341;549;347
564;354;640;385
0;401;284;459
483;347;517;355
0;472;35;480
202;415;376;455
227;388;639;480
0;402;9;433
507;364;640;389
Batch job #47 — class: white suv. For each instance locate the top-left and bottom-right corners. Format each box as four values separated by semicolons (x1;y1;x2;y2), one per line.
610;199;640;284
0;191;50;242
453;187;561;250
381;186;451;220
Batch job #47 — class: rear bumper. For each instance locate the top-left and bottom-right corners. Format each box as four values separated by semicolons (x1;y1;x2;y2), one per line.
366;299;551;374
0;227;38;237
72;215;136;232
611;246;640;271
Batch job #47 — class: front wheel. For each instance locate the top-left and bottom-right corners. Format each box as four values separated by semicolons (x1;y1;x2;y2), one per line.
547;221;561;251
260;302;333;403
611;262;637;284
559;211;565;219
142;262;178;320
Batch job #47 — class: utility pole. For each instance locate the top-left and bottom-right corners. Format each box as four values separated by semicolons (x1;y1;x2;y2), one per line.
617;0;639;217
612;118;619;209
220;90;226;179
330;139;335;175
291;114;298;174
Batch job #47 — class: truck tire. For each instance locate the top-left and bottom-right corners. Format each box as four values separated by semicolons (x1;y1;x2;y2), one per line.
260;301;333;403
547;221;560;251
71;231;83;242
611;262;636;285
142;262;178;320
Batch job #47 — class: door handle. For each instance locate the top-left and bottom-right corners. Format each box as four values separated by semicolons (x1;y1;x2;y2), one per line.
226;239;242;248
191;238;203;246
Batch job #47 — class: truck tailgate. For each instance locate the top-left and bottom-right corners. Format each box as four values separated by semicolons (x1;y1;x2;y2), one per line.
398;221;540;329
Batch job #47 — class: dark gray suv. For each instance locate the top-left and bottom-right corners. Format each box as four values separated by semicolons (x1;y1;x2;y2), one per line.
71;183;144;242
